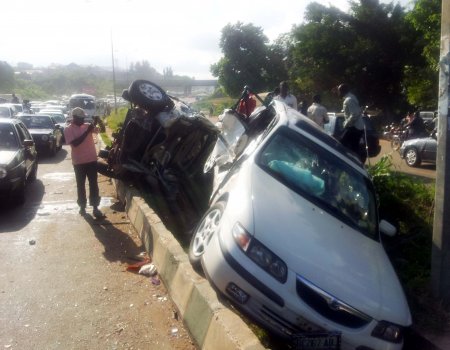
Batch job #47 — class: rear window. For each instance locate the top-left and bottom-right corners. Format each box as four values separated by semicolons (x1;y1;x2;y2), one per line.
20;115;55;129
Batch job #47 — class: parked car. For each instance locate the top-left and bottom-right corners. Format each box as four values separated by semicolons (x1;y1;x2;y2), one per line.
0;117;38;204
0;105;16;118
324;112;381;163
399;132;437;167
37;110;68;143
18;114;63;156
189;101;411;350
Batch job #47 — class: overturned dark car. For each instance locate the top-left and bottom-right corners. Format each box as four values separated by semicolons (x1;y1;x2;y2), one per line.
98;80;220;232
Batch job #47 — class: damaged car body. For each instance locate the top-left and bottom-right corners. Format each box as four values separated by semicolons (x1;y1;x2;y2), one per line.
100;80;411;350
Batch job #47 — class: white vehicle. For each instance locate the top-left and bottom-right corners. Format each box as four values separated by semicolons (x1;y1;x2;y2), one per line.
68;94;96;122
189;100;411;350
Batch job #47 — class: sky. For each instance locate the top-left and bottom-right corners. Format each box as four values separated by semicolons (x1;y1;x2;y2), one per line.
2;0;411;79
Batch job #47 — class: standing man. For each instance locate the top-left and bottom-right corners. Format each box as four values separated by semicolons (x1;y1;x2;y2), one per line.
64;107;104;218
274;81;297;109
307;94;329;128
337;84;364;157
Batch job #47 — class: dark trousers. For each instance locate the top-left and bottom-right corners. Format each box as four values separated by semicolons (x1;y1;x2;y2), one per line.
340;127;364;156
73;161;100;208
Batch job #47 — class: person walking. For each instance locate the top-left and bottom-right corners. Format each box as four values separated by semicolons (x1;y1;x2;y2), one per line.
273;81;297;109
337;84;365;157
11;93;19;104
307;94;329;128
64;107;104;218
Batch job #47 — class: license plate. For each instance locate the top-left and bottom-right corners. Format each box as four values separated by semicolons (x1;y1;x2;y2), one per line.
292;332;341;350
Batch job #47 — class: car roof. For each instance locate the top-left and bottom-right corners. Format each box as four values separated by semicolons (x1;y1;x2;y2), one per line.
0;117;22;125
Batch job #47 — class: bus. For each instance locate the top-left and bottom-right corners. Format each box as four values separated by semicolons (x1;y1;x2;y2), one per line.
68;94;96;122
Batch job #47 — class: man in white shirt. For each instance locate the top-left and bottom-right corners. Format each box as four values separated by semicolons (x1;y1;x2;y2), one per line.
274;81;297;109
307;94;329;128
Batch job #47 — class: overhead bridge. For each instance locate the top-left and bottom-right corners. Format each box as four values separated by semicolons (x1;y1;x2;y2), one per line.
151;79;219;95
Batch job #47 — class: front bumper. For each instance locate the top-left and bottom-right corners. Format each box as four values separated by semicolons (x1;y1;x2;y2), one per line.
201;223;404;350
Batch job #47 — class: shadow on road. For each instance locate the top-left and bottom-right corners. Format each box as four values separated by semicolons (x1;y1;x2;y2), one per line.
83;204;145;264
0;179;45;232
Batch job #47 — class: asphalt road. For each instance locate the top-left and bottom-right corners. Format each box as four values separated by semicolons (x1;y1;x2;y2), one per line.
0;145;195;350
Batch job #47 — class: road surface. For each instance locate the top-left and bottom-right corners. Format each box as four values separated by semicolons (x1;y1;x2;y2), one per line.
0;145;196;350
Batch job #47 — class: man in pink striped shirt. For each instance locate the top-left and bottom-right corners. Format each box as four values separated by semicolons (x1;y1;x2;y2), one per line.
64;107;104;218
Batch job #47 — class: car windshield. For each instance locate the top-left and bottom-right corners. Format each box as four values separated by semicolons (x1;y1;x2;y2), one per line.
20;115;54;129
257;127;378;239
70;98;95;109
0;107;11;118
0;124;19;149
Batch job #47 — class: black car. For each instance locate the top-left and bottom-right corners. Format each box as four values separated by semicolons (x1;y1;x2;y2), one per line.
399;133;437;167
324;112;381;163
0;118;38;204
19;114;63;156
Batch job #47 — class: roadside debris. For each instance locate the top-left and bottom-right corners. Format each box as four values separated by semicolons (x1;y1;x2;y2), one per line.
29;239;36;245
138;263;157;276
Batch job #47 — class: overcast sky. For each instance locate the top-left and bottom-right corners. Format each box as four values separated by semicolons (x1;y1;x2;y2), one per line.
2;0;411;79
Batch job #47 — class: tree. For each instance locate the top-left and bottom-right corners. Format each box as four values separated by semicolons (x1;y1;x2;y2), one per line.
163;67;173;78
288;0;415;114
211;22;277;96
403;0;441;109
0;61;15;92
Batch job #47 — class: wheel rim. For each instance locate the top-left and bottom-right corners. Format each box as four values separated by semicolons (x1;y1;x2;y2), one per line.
191;208;222;257
139;83;164;101
406;149;417;165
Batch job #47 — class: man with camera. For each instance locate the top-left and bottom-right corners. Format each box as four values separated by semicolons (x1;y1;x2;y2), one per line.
64;107;104;218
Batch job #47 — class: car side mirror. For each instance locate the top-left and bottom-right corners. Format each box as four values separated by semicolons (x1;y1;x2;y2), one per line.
23;139;34;147
380;220;397;237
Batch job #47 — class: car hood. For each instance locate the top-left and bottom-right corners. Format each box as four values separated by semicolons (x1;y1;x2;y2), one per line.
0;150;18;166
247;165;411;325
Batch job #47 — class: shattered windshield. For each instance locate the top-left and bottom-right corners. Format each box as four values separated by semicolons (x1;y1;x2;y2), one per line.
257;127;378;239
0;124;19;149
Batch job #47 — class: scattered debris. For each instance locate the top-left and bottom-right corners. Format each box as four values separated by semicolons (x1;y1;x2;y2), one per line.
138;263;157;276
126;258;151;272
172;310;178;320
151;277;160;286
29;239;36;245
170;327;179;336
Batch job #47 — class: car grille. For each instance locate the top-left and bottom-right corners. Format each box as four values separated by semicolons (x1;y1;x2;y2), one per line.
258;305;307;336
296;275;372;328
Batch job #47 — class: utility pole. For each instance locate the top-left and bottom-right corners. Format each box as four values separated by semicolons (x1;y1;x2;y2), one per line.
111;30;118;114
432;0;450;302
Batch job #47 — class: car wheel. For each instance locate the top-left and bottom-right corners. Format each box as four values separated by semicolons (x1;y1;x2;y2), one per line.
189;201;225;272
405;148;421;167
29;162;38;182
127;80;174;112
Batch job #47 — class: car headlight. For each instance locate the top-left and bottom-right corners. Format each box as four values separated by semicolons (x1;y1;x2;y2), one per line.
371;321;403;343
232;222;287;283
41;135;49;141
0;167;7;179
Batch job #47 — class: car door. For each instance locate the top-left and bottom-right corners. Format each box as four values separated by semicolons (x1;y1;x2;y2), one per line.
15;122;36;176
422;136;437;163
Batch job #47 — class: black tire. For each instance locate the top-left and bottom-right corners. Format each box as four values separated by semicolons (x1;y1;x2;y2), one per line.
29;162;38;182
405;148;421;167
127;80;174;112
188;201;226;272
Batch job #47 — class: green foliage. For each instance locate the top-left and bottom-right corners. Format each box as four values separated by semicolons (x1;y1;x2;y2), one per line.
191;96;234;116
368;155;435;324
106;107;128;132
211;22;287;96
0;61;15;92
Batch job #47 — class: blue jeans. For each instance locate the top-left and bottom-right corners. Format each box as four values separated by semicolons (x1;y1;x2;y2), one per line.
73;161;100;208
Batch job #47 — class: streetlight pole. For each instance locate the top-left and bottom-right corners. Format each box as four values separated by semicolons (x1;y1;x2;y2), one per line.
111;30;118;114
432;0;450;301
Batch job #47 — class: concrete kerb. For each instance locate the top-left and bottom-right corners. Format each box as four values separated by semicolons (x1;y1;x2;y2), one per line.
114;179;266;350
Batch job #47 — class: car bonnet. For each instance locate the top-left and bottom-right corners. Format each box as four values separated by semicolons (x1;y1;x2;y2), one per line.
0;150;18;166
248;165;411;325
